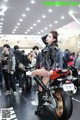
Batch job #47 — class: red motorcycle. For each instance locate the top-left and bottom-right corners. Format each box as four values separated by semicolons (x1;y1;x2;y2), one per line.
34;68;74;120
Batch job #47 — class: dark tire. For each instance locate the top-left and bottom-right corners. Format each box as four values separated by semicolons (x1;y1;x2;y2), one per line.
22;76;26;92
26;76;32;91
54;90;73;120
77;76;80;87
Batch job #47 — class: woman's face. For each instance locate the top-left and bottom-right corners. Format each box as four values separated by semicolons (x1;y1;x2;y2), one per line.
3;47;9;52
46;33;55;45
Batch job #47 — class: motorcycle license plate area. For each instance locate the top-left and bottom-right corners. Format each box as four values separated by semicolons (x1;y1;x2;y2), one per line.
63;83;74;91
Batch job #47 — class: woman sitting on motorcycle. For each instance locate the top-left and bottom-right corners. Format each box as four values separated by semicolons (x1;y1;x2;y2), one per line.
26;30;59;115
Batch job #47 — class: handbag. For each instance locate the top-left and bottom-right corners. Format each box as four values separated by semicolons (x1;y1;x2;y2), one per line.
17;60;26;71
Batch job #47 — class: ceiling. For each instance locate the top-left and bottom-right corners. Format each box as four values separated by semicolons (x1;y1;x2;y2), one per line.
0;0;80;35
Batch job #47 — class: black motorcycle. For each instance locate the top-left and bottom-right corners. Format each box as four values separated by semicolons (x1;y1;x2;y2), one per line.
21;66;34;92
69;66;80;88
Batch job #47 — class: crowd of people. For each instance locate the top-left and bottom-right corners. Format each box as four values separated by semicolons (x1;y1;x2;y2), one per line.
0;44;39;95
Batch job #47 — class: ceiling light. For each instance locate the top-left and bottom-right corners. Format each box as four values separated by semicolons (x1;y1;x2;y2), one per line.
49;24;52;27
48;9;52;13
33;23;36;26
15;26;18;29
37;20;41;23
13;29;16;31
27;29;30;32
69;11;80;25
31;0;35;4
78;4;80;7
30;27;33;29
61;16;64;19
22;14;26;17
0;26;3;28
12;31;15;34
0;23;3;25
42;15;46;18
69;10;74;14
19;19;23;22
1;18;4;21
37;32;40;34
44;27;48;30
17;23;20;25
0;31;2;33
0;29;2;31
54;21;58;23
41;30;44;32
0;7;7;16
26;7;30;11
25;32;28;34
4;0;8;2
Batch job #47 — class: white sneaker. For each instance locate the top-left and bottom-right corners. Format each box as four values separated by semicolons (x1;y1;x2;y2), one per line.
5;91;11;95
13;91;17;96
26;71;32;76
19;88;22;93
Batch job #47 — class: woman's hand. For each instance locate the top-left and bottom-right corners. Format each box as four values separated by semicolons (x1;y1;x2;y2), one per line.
48;70;53;76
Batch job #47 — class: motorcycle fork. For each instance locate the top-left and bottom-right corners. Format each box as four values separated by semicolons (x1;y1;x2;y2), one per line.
47;90;57;108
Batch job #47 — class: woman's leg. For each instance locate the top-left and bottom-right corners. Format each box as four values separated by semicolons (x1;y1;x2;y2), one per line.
35;76;50;115
38;76;50;91
32;68;49;77
32;68;50;115
32;68;50;91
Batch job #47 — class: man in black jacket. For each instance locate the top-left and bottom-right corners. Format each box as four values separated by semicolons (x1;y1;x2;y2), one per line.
13;45;25;93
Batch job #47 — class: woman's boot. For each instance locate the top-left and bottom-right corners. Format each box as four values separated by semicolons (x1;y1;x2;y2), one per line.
35;91;45;115
33;76;48;92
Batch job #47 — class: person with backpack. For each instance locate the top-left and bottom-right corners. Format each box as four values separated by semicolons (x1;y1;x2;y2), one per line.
13;45;25;93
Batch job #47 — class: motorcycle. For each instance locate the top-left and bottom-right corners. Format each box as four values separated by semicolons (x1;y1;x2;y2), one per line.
33;68;74;120
22;72;32;92
68;66;80;88
21;65;34;92
50;68;77;94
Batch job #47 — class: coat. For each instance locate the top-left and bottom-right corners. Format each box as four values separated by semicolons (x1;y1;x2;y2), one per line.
41;43;58;70
1;52;16;73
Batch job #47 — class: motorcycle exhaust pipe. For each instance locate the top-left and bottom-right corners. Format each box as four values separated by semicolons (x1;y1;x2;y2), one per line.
33;76;48;92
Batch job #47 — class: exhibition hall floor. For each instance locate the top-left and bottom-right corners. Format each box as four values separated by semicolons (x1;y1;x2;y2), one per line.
0;84;80;120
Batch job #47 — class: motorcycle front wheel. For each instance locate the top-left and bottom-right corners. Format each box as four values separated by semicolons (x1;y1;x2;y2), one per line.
26;76;32;91
54;90;73;120
22;76;32;92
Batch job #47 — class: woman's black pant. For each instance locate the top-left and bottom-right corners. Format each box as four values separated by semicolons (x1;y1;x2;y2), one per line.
2;70;16;91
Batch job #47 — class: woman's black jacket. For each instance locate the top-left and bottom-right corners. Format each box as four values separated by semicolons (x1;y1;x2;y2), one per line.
41;35;58;70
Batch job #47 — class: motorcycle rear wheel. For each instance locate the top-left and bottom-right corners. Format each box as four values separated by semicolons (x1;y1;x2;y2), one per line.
54;90;73;120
